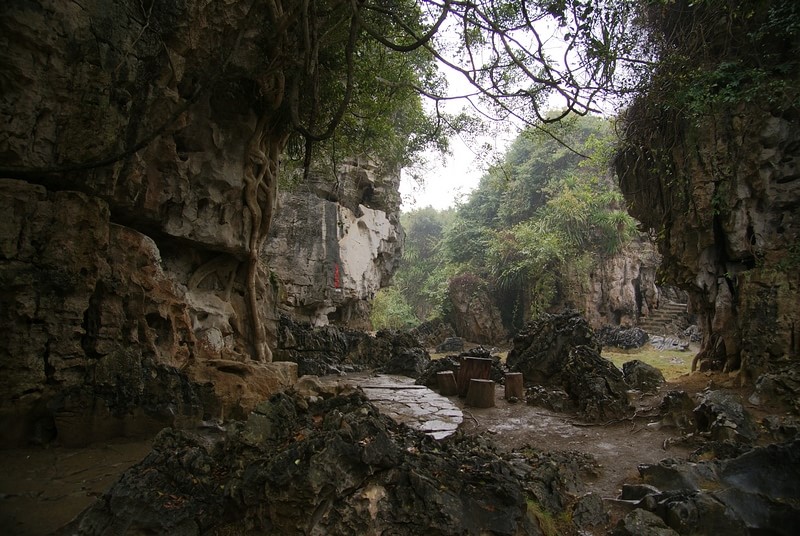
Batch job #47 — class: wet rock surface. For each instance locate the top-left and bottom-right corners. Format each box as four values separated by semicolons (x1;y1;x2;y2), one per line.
693;390;757;444
627;440;800;536
67;390;545;536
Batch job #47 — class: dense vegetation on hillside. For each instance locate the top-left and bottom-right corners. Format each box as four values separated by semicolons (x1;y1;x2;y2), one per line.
372;115;637;331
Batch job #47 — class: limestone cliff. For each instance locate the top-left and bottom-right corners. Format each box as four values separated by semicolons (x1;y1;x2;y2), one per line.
0;1;403;446
265;158;403;330
616;1;800;379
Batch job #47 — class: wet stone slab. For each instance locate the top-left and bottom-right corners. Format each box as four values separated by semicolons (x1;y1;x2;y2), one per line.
322;374;463;440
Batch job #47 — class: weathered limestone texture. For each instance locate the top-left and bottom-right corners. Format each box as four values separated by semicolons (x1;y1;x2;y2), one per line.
619;110;800;380
0;179;296;447
0;0;310;446
583;235;663;328
446;274;508;344
265;158;403;330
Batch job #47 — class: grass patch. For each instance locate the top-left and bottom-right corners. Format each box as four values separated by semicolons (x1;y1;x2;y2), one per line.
603;344;693;381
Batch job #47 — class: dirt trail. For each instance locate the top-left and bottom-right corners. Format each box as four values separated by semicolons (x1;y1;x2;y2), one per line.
457;383;693;499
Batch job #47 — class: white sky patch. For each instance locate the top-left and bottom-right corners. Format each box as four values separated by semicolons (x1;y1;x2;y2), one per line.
398;17;574;212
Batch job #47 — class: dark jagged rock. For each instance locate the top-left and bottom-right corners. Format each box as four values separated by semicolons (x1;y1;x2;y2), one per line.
275;316;430;378
657;391;697;432
761;415;800;442
410;318;457;350
597;326;649;349
623;360;666;393
436;336;466;353
750;367;800;413
508;447;598;514
69;391;545;535
693;391;757;444
634;440;800;536
525;386;572;412
562;346;633;422
612;508;679;536
571;492;608;528
509;311;631;421
507;311;601;383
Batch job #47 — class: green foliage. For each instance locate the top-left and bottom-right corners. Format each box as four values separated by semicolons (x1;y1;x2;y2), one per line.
395;115;638;329
370;287;419;330
393;207;457;322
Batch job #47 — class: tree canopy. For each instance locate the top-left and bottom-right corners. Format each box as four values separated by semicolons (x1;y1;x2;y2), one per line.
378;114;637;331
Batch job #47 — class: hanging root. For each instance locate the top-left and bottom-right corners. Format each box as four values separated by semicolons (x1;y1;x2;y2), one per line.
242;112;289;363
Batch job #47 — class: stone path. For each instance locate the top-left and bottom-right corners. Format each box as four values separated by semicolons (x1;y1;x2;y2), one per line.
324;374;463;440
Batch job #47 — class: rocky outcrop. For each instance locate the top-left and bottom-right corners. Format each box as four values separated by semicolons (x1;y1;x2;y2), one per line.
620;109;800;379
446;274;508;345
0;179;296;447
507;311;633;422
68;391;544;535
0;1;403;446
625;440;800;535
265;159;403;330
583;235;662;327
616;2;800;379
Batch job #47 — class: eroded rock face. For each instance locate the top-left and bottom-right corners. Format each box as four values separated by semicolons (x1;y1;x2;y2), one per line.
0;1;403;446
265;159;403;330
0;179;296;446
584;235;662;327
619;107;800;378
623;360;666;393
447;274;508;344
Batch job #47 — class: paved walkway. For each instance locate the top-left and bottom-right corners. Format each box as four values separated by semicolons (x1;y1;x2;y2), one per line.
323;374;463;440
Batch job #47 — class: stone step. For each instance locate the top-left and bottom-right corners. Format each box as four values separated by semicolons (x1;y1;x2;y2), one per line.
638;302;688;334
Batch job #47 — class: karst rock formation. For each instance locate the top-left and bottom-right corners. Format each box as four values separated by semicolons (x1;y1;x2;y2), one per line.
0;0;402;447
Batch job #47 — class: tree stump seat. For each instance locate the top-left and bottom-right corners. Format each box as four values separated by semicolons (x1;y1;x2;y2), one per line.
465;379;496;408
436;371;458;396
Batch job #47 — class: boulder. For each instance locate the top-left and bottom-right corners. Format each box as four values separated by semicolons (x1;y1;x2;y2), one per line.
634;440;800;535
693;391;758;444
623;360;666;393
657;390;697;432
571;492;609;528
508;311;632;421
411;319;457;350
507;310;601;383
650;336;690;352
436;337;466;353
446;274;508;344
598;326;649;349
750;367;800;413
612;509;680;536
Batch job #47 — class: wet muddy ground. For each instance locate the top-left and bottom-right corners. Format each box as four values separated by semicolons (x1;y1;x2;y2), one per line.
0;370;751;535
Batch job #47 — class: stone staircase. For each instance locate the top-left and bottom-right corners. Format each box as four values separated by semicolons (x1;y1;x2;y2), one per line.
638;301;688;335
